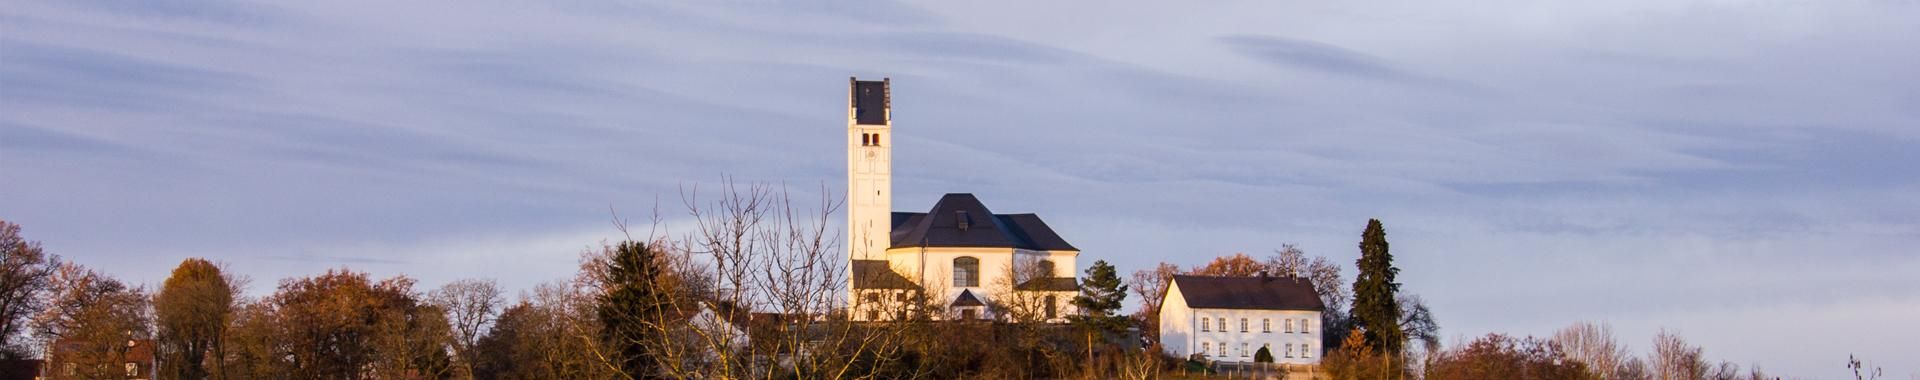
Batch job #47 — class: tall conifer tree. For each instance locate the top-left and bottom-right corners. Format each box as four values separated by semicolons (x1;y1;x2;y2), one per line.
598;241;668;379
1350;218;1405;354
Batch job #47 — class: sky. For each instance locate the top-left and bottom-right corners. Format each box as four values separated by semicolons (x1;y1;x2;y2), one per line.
3;0;1918;376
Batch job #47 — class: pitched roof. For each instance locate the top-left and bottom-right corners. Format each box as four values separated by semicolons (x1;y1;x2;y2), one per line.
951;289;985;307
1171;275;1325;311
850;260;919;289
1016;277;1080;292
889;193;1077;251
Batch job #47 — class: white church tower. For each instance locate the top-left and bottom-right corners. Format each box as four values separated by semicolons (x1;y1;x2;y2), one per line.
847;78;892;260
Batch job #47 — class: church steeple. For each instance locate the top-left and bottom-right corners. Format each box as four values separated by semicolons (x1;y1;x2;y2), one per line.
848;77;892;260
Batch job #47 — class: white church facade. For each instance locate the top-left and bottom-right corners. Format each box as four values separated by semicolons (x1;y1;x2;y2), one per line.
843;78;1080;322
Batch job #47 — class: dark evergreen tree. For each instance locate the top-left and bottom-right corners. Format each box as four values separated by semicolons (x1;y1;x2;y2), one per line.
1350;218;1405;354
1070;260;1130;335
1254;346;1275;363
597;241;669;379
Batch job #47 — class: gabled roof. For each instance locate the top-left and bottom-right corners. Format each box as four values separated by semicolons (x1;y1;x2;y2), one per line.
951;289;985;307
1171;275;1325;311
851;260;919;289
889;193;1077;251
1015;277;1080;292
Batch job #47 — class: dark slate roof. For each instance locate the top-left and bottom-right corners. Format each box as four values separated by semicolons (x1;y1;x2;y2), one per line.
850;260;918;289
888;193;1077;251
951;289;985;307
852;78;888;125
1170;275;1325;311
1016;277;1080;292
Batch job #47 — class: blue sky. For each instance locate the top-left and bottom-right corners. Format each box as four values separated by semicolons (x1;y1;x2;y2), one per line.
3;0;1917;375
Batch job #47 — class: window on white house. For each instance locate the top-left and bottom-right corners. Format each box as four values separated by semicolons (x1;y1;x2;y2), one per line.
1201;317;1209;332
1286;343;1294;358
1241;343;1249;357
1201;342;1210;356
1302;319;1310;334
1240;318;1248;332
1037;260;1055;277
953;257;979;287
1263;318;1271;333
1217;318;1225;332
1302;343;1312;358
1286;319;1294;333
1218;342;1226;357
873;133;881;146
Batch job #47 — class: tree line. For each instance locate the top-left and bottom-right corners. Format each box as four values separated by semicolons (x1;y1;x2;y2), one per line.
0;183;1875;379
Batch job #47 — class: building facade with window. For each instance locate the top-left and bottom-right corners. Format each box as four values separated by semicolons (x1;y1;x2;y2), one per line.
844;78;1081;322
1159;274;1324;365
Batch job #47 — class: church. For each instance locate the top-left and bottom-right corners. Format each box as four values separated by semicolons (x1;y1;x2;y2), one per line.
844;78;1081;322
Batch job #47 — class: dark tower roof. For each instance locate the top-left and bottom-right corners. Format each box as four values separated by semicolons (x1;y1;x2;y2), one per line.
888;193;1077;251
851;77;889;125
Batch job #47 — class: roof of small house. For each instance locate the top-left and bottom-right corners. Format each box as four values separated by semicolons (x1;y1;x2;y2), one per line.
851;260;919;289
1015;277;1080;292
889;193;1077;251
1170;275;1325;311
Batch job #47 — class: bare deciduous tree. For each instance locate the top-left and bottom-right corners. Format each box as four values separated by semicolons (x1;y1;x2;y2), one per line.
1651;329;1705;380
431;278;505;379
1126;262;1179;345
0;220;58;359
1553;321;1630;380
576;180;920;379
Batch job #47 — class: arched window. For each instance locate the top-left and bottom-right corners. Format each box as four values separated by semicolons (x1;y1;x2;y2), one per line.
953;257;979;287
1037;260;1055;277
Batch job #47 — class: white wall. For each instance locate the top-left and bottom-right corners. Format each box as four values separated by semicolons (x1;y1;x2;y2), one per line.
846;94;891;261
1159;282;1323;365
873;246;1079;321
